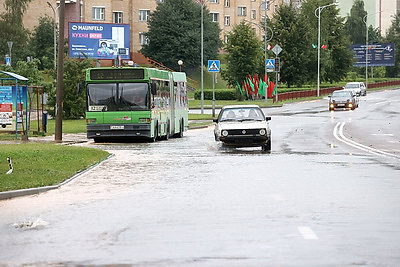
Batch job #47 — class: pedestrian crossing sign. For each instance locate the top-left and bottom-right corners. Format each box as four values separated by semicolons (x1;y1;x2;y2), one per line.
266;59;275;69
208;60;220;72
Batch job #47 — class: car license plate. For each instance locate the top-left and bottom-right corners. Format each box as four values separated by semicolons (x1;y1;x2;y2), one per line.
337;104;345;107
110;125;124;130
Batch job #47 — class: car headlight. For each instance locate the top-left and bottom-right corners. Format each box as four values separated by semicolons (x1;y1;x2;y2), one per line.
259;129;266;135
222;130;229;137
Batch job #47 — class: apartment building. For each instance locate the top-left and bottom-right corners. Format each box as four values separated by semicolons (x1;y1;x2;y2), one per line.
0;0;282;61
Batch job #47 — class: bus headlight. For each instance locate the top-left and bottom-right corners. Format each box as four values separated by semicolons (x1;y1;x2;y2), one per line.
259;129;266;135
222;130;229;137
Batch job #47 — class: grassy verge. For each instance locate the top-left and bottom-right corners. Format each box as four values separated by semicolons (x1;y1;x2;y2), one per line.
0;143;110;192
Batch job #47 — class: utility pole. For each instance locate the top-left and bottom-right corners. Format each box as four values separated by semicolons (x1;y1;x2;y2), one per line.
55;0;65;142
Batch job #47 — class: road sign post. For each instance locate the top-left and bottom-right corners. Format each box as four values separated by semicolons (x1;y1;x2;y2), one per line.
208;60;220;117
271;45;282;103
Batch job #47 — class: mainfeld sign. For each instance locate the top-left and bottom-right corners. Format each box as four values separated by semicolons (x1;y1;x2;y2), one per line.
69;22;130;60
350;43;395;67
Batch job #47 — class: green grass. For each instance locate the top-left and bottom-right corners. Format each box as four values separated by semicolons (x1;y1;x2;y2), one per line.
0;143;110;192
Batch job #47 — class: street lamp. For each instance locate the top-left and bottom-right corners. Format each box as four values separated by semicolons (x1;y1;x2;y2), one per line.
200;0;208;114
7;41;13;66
363;12;381;91
47;1;58;70
178;60;183;72
315;2;338;97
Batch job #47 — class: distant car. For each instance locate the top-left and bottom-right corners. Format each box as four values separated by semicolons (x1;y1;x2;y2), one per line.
213;105;272;151
329;90;359;111
343;82;366;96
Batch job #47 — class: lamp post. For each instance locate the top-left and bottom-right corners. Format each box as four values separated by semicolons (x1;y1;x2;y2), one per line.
363;12;381;91
315;2;338;97
200;0;208;114
178;60;183;72
7;41;13;66
47;1;58;70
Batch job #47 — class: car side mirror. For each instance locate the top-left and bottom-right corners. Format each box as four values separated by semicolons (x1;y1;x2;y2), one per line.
265;116;271;121
213;118;218;123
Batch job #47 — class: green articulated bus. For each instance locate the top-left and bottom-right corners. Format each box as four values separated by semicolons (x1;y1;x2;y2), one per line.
83;67;188;142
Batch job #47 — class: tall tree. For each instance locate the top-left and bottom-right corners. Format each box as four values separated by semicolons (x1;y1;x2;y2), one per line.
270;3;312;87
30;15;56;70
301;0;352;84
344;0;367;45
221;22;264;88
384;12;400;77
140;0;221;71
0;0;32;65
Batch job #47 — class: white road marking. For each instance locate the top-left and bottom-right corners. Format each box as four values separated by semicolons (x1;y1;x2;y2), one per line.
333;122;400;160
298;226;318;240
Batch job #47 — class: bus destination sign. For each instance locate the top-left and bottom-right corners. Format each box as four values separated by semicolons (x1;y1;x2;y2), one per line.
90;68;145;80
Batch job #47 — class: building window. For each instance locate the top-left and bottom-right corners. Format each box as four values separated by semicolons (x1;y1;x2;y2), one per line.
210;0;218;3
261;1;269;11
211;13;219;22
224;16;230;26
139;33;148;45
251;10;256;19
139;10;150;21
238;7;246;16
92;7;105;20
156;0;164;3
113;12;123;23
225;0;230;7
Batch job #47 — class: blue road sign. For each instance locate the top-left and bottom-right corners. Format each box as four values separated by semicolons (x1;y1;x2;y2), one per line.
5;57;11;66
208;60;220;72
266;59;275;69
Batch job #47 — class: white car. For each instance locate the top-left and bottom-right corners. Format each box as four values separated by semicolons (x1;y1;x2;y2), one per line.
343;82;367;96
213;105;272;151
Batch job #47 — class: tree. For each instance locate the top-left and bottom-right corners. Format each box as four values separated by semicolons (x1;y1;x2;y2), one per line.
30;15;56;70
344;0;367;45
0;0;32;65
301;0;352;84
269;3;312;87
221;22;264;88
140;0;221;71
47;58;95;119
384;12;400;77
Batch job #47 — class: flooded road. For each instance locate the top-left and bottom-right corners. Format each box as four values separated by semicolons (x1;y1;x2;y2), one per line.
0;90;399;266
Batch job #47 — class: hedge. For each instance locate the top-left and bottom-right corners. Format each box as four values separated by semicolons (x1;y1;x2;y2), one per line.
194;89;237;100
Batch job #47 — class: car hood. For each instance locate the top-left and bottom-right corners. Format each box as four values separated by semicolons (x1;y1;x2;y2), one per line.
218;120;268;129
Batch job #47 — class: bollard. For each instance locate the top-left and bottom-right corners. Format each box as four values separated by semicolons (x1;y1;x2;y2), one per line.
42;111;48;133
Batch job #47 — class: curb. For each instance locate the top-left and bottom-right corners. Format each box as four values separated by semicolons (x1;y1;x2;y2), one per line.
0;153;114;201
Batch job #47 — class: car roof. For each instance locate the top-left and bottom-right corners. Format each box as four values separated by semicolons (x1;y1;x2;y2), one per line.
345;82;362;85
221;105;261;110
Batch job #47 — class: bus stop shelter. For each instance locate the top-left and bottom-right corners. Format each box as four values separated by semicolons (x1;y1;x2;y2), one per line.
0;71;29;139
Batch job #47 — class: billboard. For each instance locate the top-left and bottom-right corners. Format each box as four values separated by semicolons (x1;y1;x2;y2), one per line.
350;43;395;67
0;86;27;128
69;22;130;60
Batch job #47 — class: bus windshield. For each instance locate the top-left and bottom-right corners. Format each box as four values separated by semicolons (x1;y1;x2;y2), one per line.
87;82;149;111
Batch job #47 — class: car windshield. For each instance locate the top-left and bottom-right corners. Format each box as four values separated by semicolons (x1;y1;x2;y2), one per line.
345;83;360;88
332;91;352;97
220;107;265;122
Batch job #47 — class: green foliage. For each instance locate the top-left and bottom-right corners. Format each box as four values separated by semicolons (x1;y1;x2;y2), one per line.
344;0;367;45
385;12;400;77
30;15;56;70
0;0;32;65
140;0;221;72
270;3;312;87
193;89;236;100
221;22;264;88
14;59;43;85
47;58;95;119
300;0;353;84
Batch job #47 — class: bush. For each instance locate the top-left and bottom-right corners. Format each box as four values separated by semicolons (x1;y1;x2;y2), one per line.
194;89;237;100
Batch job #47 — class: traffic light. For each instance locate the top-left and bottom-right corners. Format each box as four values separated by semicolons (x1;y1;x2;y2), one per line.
274;57;280;72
